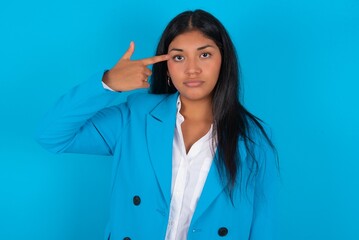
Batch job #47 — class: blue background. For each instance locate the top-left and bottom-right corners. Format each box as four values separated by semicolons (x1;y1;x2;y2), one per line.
1;0;358;239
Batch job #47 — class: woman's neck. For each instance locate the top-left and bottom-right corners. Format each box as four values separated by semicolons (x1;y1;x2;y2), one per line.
179;96;213;123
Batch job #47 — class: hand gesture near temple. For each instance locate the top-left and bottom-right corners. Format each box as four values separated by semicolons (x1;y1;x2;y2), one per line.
102;41;169;91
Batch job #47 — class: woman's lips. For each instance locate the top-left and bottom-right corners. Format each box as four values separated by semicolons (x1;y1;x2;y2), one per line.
183;80;204;87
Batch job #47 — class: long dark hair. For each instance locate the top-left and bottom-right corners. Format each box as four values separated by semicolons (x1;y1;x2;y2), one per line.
151;9;278;197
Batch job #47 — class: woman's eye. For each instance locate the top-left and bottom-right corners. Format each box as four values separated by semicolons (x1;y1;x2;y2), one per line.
201;52;211;58
173;55;184;62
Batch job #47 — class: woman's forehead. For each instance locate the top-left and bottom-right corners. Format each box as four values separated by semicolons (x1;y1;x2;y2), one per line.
168;31;218;49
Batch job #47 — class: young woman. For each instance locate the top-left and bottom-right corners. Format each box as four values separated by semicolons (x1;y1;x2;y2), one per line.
36;9;279;240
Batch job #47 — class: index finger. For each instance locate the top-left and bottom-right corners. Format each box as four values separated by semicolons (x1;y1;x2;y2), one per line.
140;54;169;66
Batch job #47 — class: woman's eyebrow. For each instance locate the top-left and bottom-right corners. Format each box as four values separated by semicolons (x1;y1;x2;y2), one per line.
197;44;215;50
169;48;183;52
169;45;216;52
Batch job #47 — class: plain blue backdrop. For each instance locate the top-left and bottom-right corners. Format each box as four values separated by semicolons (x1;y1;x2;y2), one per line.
1;0;358;239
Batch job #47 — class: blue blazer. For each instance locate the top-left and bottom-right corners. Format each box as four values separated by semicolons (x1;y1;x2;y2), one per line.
36;72;279;240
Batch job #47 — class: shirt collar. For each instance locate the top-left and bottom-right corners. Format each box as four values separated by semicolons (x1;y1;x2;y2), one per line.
176;96;185;124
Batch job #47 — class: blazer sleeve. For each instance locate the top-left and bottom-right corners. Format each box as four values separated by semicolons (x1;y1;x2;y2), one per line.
35;72;133;156
249;127;280;240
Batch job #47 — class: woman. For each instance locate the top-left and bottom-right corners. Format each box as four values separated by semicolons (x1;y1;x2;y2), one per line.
36;9;279;240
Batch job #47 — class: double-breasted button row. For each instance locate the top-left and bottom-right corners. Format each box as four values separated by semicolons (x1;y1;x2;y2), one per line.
218;227;228;237
133;195;141;206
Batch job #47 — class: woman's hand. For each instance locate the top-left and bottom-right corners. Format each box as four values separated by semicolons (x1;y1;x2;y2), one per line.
102;41;169;91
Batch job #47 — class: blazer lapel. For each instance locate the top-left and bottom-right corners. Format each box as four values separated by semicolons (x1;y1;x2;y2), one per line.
191;156;226;224
146;93;179;207
192;140;247;223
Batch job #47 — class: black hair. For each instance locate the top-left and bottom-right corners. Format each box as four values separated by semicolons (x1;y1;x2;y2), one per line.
150;9;278;197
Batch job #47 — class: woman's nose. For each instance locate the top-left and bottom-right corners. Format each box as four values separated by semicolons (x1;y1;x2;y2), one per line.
184;58;201;75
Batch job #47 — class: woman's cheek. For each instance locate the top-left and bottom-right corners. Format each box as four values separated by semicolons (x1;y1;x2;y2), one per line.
167;60;180;77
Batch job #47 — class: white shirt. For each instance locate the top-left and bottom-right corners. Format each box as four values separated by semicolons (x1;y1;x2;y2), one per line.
165;97;216;240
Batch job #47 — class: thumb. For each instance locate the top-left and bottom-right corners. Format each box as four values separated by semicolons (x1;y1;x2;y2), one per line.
121;41;135;60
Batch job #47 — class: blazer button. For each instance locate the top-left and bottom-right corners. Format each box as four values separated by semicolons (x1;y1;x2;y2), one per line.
133;195;141;206
123;237;131;240
218;227;228;237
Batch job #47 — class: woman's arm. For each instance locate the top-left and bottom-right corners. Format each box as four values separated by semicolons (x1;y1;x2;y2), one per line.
35;42;169;155
35;71;131;155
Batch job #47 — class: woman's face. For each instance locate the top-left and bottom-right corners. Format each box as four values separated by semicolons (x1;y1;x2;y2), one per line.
167;30;222;102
